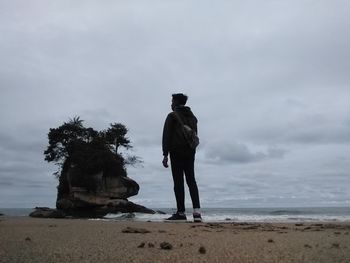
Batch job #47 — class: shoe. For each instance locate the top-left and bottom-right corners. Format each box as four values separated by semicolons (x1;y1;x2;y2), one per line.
165;213;187;222
193;213;202;222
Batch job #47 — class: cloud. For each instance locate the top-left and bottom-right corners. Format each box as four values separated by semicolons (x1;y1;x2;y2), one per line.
204;141;286;164
244;112;350;145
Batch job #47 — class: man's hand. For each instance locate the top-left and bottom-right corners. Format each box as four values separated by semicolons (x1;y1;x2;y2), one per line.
162;156;169;168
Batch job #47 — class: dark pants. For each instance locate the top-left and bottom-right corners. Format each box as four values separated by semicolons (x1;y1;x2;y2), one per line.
170;150;200;213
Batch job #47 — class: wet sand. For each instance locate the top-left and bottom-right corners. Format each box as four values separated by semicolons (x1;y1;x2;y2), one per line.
1;217;350;262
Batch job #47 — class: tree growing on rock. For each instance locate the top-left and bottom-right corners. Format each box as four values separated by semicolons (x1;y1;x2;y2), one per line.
44;117;141;204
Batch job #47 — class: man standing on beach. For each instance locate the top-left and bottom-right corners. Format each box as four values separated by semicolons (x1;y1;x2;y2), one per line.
162;93;202;222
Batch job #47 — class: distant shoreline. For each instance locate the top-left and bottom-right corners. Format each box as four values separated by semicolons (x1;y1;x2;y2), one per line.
2;207;350;223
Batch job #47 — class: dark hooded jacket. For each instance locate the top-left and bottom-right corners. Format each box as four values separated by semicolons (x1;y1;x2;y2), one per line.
162;106;198;156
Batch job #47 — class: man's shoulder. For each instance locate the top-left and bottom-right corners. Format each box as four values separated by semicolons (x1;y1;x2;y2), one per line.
167;111;175;117
165;112;176;122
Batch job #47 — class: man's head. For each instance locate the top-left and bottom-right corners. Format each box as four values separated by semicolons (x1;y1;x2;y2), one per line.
171;93;188;110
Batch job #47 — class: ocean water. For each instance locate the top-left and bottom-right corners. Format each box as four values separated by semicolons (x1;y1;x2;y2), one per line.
103;207;350;223
2;207;350;223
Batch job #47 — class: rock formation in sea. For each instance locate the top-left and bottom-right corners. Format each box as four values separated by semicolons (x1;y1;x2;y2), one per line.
30;165;155;218
54;165;155;217
30;118;155;218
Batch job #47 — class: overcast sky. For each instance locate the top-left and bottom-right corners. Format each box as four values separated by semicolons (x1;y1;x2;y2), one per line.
1;0;350;209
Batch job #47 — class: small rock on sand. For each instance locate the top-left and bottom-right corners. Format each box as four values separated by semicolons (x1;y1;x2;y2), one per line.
268;239;274;243
199;246;206;254
25;237;31;241
138;242;145;248
160;242;173;250
332;243;340;249
122;227;150;234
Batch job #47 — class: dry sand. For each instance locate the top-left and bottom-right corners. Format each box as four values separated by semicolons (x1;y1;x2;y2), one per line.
1;217;350;263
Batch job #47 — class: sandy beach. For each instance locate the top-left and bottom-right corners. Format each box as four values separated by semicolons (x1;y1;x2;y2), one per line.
1;217;350;263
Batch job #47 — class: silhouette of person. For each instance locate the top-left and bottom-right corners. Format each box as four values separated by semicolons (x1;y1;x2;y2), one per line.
162;93;202;222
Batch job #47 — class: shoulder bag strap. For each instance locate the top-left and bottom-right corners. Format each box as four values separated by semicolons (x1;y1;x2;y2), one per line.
173;111;184;126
